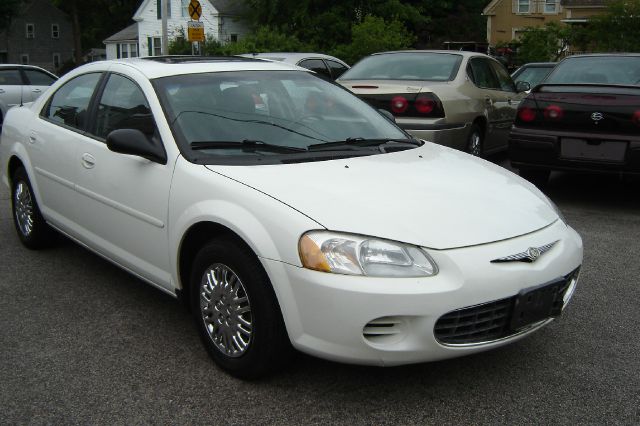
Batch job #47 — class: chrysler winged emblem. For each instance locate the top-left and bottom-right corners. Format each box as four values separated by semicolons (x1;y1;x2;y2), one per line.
491;241;559;263
591;112;604;122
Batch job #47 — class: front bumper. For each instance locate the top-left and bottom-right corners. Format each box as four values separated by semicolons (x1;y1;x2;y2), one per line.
261;220;583;366
396;119;470;151
509;126;640;174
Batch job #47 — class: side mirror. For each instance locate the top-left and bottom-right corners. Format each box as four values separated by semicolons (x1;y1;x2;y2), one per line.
106;128;167;165
378;108;396;123
516;81;531;93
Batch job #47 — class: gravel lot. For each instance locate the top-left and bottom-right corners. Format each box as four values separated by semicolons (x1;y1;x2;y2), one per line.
1;159;639;425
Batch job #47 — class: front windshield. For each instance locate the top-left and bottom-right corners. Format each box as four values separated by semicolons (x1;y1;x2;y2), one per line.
545;56;640;85
153;71;408;161
339;53;463;81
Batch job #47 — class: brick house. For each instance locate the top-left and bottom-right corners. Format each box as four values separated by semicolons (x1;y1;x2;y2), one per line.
0;0;74;73
104;0;249;60
482;0;609;46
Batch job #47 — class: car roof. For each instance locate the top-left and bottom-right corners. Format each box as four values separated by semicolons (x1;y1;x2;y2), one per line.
0;64;58;77
518;62;556;67
71;56;311;80
370;50;490;59
239;52;347;65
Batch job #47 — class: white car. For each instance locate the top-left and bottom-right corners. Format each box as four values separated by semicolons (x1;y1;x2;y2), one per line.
0;64;58;127
0;57;583;378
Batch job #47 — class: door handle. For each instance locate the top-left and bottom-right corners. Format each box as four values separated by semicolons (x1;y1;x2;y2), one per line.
32;88;42;93
81;153;96;169
0;88;5;94
28;131;37;144
485;96;493;106
507;98;513;105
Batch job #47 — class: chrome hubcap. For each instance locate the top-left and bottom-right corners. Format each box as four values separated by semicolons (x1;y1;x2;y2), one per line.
469;132;481;156
14;181;34;237
200;263;252;357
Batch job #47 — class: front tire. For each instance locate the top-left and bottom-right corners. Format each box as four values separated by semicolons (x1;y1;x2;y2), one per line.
190;238;292;379
11;167;55;249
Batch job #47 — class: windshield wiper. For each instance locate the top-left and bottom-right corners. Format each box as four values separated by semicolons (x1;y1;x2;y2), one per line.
307;137;422;152
190;139;307;153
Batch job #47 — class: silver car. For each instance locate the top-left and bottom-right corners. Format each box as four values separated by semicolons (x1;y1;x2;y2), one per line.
240;52;349;81
0;64;57;127
338;51;528;156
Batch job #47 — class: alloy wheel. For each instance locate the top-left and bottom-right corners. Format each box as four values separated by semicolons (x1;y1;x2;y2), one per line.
199;263;253;357
14;181;35;237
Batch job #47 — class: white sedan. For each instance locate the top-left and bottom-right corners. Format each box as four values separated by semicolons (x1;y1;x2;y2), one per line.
0;57;583;378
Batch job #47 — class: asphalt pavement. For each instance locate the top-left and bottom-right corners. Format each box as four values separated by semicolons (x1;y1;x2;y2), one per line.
1;158;639;424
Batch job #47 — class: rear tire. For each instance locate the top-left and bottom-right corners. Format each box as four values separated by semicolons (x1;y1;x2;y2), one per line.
11;167;56;249
466;124;484;157
190;237;292;379
519;168;550;188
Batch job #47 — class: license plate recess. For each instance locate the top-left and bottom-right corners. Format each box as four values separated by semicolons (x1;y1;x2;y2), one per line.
510;280;567;330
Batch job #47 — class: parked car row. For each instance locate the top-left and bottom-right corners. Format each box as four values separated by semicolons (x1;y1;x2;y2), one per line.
1;54;583;378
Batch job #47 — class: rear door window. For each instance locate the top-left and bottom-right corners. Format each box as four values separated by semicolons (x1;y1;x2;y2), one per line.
325;60;349;79
298;59;331;79
42;73;101;131
24;69;57;86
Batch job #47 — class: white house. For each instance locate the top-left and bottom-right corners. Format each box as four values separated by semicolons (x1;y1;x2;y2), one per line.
104;0;249;60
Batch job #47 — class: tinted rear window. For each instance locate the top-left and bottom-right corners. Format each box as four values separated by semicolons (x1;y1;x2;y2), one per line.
545;56;640;85
340;53;463;81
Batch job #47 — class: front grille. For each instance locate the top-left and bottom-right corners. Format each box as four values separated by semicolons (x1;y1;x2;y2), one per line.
435;269;578;345
434;298;513;345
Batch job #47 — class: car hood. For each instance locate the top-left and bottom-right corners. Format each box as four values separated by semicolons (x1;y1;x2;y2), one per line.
205;143;558;250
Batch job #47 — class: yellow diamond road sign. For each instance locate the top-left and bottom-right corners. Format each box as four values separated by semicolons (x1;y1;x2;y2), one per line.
187;21;205;42
189;0;202;20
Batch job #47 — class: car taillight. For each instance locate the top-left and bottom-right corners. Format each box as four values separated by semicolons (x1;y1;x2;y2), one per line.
415;96;435;114
390;96;409;114
518;107;536;122
544;105;564;120
632;111;640;126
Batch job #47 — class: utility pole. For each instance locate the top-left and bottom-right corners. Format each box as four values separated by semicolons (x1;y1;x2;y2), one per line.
161;0;169;55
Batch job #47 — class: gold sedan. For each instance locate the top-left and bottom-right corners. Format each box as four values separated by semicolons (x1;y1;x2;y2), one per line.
337;50;529;156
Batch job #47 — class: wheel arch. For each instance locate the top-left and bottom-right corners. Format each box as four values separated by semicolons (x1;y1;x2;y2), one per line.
472;116;487;134
177;220;259;306
7;155;25;183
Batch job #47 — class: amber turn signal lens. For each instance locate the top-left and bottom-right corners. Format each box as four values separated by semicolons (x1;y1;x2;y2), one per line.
299;235;331;272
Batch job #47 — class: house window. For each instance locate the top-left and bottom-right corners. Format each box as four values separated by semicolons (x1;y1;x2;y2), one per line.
51;24;59;39
230;34;238;42
116;43;139;59
182;0;190;17
544;0;558;13
21;54;29;64
53;53;60;69
157;0;171;19
26;23;35;39
517;0;530;13
153;37;162;56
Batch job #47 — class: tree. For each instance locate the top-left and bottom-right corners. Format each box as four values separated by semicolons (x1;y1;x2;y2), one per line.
585;0;640;52
516;22;575;63
0;0;23;34
331;16;415;65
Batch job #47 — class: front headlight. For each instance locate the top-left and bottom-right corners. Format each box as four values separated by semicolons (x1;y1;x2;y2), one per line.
299;231;438;277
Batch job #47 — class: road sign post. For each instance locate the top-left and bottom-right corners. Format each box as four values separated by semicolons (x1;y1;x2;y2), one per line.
187;0;203;55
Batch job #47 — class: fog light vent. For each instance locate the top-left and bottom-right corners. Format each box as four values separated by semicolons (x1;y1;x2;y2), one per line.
363;316;405;344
